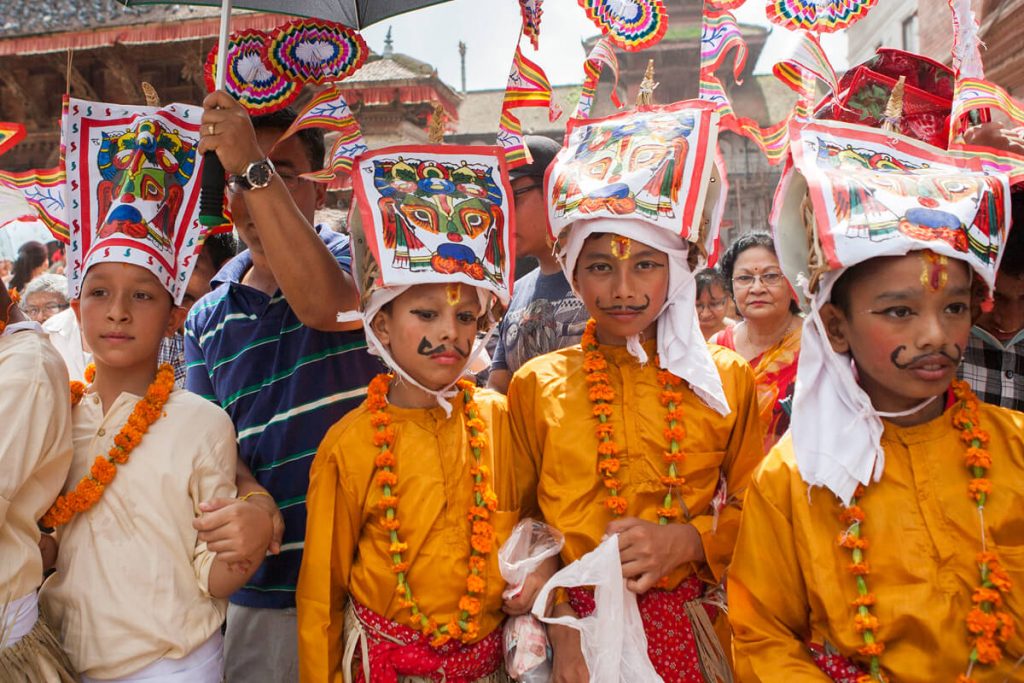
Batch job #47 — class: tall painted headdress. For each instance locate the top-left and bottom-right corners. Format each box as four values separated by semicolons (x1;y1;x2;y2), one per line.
63;97;207;305
545;98;730;415
772;51;1024;503
346;141;515;405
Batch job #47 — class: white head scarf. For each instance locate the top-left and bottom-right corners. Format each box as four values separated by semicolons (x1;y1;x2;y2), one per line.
559;217;730;416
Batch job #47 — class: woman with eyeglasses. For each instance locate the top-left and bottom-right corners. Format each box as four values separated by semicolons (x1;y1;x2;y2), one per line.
20;273;70;323
695;267;735;340
711;232;802;448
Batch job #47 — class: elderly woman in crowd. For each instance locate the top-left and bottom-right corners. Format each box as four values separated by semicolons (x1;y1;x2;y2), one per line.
20;273;70;323
711;232;802;448
695;267;735;340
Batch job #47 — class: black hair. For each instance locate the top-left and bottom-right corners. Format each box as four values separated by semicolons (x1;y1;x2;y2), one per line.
251;108;325;173
9;240;48;292
828;259;869;315
202;233;237;272
695;267;728;298
718;231;801;314
1000;190;1024;277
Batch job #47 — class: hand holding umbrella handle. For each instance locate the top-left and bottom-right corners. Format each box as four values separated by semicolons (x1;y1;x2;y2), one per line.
199;153;227;227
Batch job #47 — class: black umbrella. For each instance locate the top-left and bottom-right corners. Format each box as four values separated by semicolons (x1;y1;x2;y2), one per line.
118;0;457;224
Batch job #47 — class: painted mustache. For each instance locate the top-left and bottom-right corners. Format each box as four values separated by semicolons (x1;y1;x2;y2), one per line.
890;344;963;370
596;295;651;313
417;337;470;358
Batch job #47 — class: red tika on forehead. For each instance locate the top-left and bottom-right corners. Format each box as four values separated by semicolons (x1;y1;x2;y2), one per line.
446;283;462;306
920;250;950;292
610;235;632;261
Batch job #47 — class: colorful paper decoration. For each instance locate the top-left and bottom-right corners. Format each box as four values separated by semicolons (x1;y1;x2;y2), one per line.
274;85;368;183
577;0;669;52
0;166;68;241
701;7;748;84
348;145;514;310
496;46;560;169
766;0;878;34
0;122;25;158
204;29;299;115
62;98;208;304
574;37;622;119
265;19;369;85
519;0;544;49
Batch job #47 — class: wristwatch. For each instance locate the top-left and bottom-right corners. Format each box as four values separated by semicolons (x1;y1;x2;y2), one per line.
229;158;276;191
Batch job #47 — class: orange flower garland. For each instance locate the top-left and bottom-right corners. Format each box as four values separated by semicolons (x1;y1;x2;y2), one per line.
951;379;1014;682
839;380;1015;682
41;363;175;528
581;319;686;526
367;373;498;647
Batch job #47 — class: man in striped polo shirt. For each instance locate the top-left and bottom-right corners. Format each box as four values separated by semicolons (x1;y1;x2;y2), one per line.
186;95;381;682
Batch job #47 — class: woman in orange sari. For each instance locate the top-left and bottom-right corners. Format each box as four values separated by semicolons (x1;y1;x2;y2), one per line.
711;232;801;448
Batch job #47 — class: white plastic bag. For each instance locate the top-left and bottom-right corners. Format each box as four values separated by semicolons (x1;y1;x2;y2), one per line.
499;519;564;680
531;535;664;683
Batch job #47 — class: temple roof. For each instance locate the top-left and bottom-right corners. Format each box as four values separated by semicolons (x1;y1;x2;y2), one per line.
0;1;217;38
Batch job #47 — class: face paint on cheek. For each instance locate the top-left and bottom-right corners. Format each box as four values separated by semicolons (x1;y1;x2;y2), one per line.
920;251;949;293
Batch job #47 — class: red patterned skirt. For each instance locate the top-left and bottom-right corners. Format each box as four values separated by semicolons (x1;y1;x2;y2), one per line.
567;575;726;683
344;600;506;683
806;642;868;682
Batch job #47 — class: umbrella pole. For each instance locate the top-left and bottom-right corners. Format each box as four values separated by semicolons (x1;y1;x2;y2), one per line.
199;0;233;226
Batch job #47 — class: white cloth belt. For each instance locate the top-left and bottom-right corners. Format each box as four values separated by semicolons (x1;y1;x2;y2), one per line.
82;630;223;683
2;591;39;647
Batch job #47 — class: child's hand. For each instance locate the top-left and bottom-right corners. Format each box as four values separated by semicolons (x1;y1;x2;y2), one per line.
503;553;559;616
39;534;58;573
193;496;277;565
606;516;705;594
548;603;590;683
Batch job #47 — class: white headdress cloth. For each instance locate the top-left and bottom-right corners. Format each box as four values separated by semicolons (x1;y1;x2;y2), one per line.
558;217;729;416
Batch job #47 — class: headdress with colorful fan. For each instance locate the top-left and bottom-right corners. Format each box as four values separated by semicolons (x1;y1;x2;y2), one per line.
62;97;210;305
766;0;878;34
204;29;300;116
545;60;732;414
577;0;669;52
344;108;515;410
265;19;369;85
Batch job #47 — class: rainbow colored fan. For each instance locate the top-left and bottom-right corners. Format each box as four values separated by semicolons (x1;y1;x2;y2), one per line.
766;0;878;33
265;19;369;85
205;29;299;115
577;0;668;52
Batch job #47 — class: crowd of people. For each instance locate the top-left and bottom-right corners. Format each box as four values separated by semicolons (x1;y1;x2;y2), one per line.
3;43;1024;683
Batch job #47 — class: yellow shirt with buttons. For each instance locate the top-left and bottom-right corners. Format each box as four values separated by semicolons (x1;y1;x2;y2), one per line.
40;388;237;679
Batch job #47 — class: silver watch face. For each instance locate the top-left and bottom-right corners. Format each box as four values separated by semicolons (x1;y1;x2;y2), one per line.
246;160;274;188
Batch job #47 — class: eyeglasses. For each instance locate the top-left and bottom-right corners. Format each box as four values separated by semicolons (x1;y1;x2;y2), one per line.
732;272;785;289
512;183;543;199
24;302;69;317
696;298;728;313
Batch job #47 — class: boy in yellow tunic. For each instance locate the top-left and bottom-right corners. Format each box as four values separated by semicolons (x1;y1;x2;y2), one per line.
508;102;764;681
37;97;272;682
728;106;1024;680
297;143;530;682
0;278;77;682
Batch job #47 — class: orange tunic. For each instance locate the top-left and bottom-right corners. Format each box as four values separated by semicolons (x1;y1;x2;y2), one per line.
508;340;764;585
728;403;1024;682
296;390;519;683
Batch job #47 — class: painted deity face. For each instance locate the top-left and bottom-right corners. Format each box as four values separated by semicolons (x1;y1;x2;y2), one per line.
373;157;507;283
95;119;197;248
823;251;972;415
573;233;670;345
371;282;483;391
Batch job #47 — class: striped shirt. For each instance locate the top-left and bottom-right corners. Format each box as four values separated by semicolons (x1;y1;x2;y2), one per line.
184;229;381;609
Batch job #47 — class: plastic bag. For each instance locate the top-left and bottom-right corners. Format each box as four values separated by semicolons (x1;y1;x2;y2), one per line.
531;534;664;683
499;519;564;681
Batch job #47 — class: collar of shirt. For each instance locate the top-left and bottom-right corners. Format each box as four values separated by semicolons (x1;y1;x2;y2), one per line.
1;320;43;337
970;325;1024;350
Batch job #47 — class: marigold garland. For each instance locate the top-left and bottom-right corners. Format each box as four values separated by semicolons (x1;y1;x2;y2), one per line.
41;363;175;528
838;380;1015;682
368;373;498;648
581;318;687;528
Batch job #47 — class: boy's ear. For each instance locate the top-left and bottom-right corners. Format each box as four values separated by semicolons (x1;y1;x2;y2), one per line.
819;302;851;354
70;299;82;324
166;306;187;338
315;182;327;211
370;309;391;348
